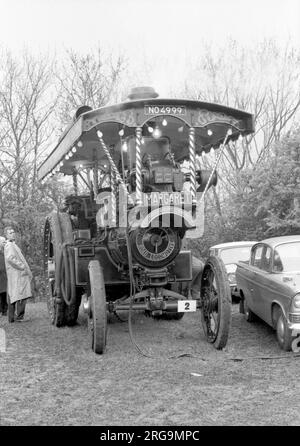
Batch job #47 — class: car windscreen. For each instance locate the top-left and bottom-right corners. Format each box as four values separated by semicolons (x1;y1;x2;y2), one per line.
219;246;252;264
273;242;300;272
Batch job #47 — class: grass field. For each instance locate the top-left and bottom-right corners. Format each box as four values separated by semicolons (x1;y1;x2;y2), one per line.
0;301;300;426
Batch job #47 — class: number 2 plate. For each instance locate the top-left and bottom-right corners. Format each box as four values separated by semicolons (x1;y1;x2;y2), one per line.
178;300;197;312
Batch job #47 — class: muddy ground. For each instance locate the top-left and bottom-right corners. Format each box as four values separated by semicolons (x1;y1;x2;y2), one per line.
0;301;300;426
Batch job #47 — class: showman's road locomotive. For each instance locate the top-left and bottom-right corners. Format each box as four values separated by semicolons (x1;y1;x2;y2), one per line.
37;87;254;354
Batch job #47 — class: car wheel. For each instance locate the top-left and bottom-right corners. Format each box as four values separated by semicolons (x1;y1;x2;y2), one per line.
276;308;293;351
244;299;256;322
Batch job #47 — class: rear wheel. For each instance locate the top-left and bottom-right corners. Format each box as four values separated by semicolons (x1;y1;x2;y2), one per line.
44;211;81;327
44;212;67;327
200;256;231;350
244;299;256;322
88;260;107;354
65;294;82;326
276;308;293;351
59;214;81;325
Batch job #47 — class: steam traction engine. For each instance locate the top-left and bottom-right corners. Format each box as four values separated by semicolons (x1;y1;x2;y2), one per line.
38;87;254;354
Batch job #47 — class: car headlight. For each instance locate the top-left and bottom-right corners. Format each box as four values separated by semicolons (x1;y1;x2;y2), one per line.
227;273;236;284
293;293;300;309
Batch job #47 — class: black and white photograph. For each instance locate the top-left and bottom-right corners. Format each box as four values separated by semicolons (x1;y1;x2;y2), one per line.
0;0;300;429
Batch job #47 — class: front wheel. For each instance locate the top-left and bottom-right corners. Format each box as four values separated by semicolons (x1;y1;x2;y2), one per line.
244;299;257;322
276;308;293;351
200;256;231;350
88;260;107;354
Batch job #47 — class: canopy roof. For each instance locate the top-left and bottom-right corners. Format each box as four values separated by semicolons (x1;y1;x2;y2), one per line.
37;89;254;181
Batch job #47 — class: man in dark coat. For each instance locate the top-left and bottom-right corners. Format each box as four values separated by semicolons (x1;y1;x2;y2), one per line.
0;236;8;316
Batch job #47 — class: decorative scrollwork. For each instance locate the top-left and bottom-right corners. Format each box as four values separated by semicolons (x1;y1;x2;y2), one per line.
83;109;138;131
194;109;241;128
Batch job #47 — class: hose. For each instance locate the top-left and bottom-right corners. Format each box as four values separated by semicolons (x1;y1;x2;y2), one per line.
125;227;155;358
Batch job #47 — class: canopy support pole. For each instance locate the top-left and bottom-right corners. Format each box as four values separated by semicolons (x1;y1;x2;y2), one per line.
92;150;98;198
110;168;117;226
199;128;232;204
97;131;134;206
188;127;196;200
135;127;143;205
72;170;78;196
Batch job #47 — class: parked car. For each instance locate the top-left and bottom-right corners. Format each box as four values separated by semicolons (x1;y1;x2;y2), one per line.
236;235;300;351
209;241;256;300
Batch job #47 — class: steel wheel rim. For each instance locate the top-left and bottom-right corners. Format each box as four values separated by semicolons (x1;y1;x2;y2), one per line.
201;268;220;342
88;296;95;349
44;219;56;321
88;261;107;354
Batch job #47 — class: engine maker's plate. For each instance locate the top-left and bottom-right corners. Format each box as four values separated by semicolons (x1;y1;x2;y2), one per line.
131;227;181;267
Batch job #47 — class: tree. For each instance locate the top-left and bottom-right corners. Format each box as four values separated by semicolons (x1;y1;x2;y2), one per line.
55;47;127;130
224;128;300;240
0;50;57;206
0;50;65;286
176;39;300;240
180;39;300;172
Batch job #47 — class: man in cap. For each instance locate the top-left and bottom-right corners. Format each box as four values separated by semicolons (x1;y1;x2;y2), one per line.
4;227;32;322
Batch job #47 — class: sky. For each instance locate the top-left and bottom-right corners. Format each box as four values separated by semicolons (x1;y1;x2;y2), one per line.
0;0;299;94
1;0;298;50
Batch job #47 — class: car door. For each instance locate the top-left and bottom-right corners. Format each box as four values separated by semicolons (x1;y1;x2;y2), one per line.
251;244;272;321
263;247;293;326
240;244;263;312
247;244;265;316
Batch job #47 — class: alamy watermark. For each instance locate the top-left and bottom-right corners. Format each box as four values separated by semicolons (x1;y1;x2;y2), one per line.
94;187;204;237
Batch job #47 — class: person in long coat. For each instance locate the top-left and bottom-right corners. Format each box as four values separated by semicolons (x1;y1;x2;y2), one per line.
4;227;32;322
0;236;8;316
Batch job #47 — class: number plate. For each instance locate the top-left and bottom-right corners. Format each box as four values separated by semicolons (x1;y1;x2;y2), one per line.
178;300;197;312
144;105;186;115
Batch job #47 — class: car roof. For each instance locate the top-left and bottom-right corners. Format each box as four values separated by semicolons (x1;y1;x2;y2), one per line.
258;235;300;248
210;241;257;249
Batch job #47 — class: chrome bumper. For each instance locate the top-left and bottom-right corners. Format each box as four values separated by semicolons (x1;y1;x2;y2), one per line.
288;319;300;333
